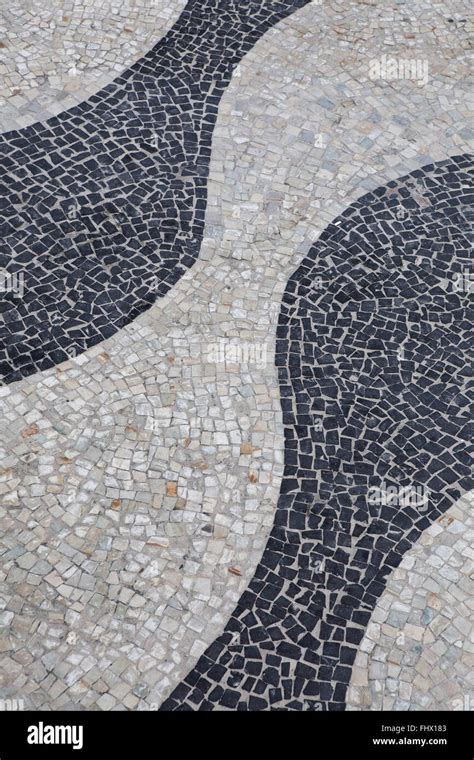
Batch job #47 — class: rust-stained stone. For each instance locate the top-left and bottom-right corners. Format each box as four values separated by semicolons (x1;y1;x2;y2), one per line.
21;424;39;438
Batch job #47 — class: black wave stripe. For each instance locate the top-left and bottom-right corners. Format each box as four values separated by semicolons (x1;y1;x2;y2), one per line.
160;155;473;711
0;0;309;384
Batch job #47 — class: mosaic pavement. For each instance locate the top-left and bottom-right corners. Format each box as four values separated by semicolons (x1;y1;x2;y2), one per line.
0;0;187;133
0;0;472;712
0;0;307;384
347;492;473;711
162;155;473;710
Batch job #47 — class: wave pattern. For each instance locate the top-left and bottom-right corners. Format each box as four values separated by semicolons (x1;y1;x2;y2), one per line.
161;155;473;710
0;0;308;384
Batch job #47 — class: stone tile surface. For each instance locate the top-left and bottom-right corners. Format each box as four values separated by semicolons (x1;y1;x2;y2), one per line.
162;155;472;710
347;493;473;711
0;0;472;712
0;0;187;132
